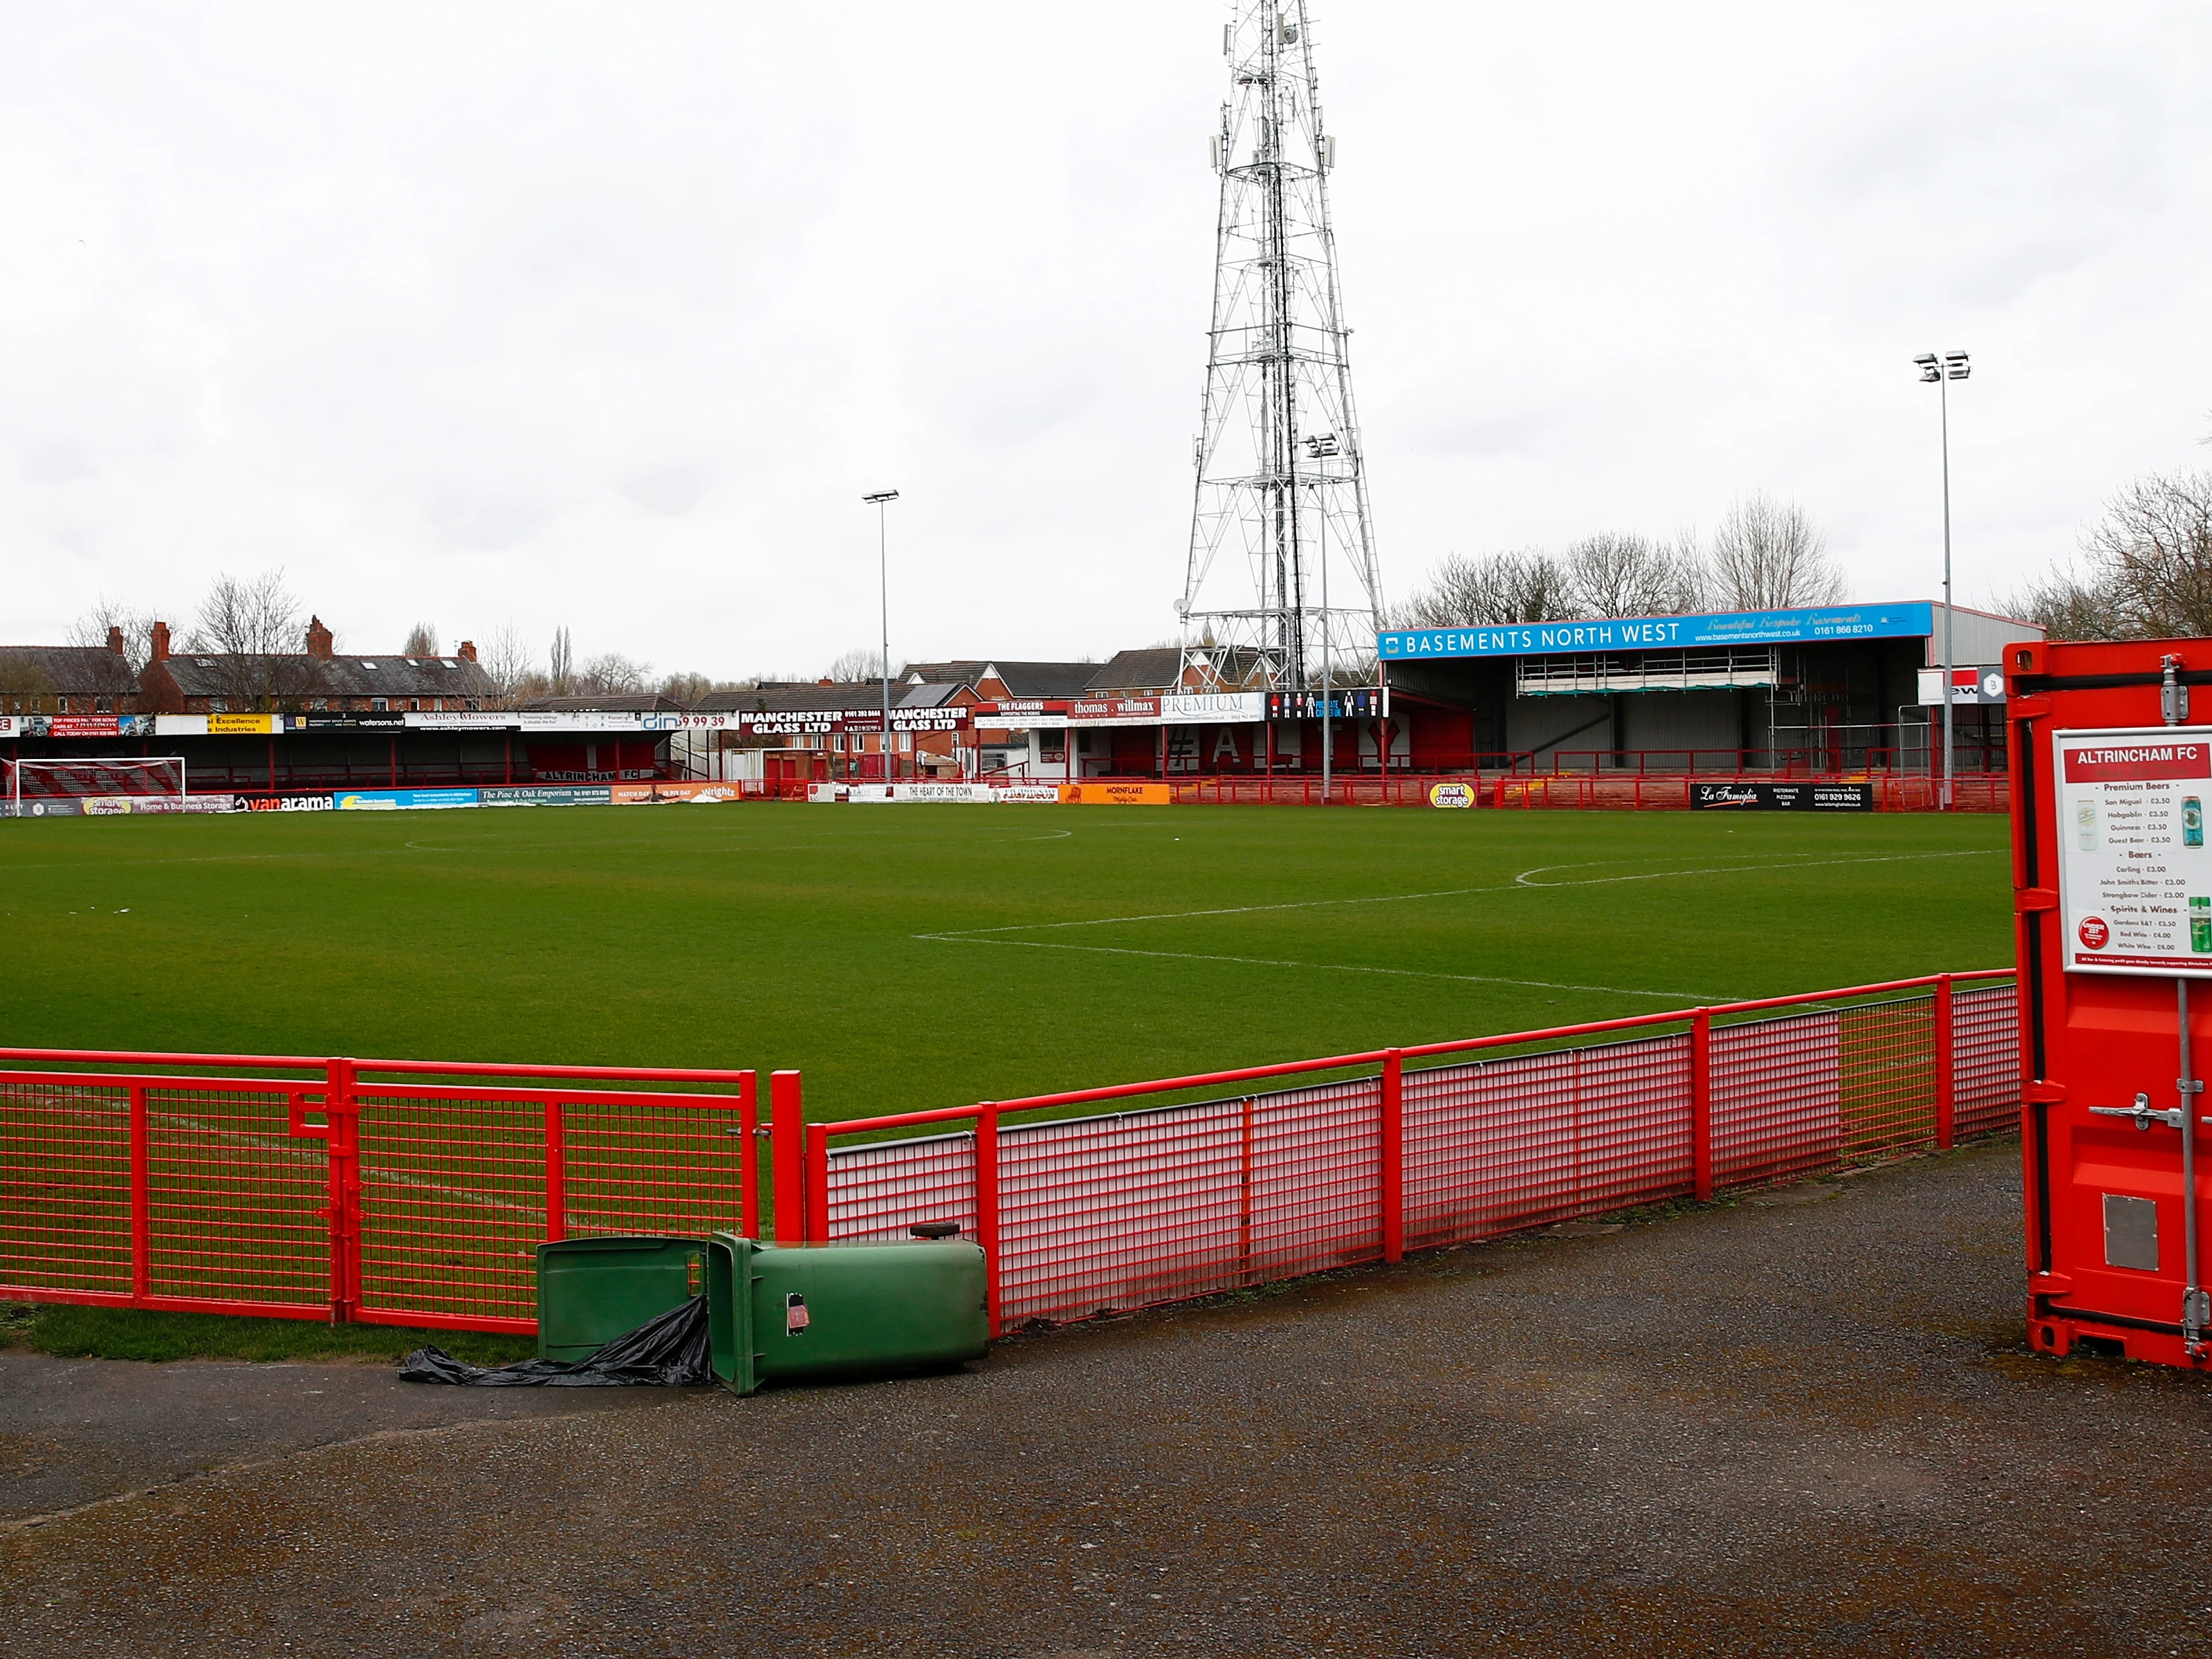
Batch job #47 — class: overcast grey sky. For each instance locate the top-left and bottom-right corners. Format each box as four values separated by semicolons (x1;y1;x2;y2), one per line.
4;2;2207;679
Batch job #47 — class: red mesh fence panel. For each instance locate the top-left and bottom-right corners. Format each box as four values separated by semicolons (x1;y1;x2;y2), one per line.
562;1101;748;1240
1403;1033;1693;1249
998;1076;1383;1328
356;1094;544;1325
1953;984;2022;1137
1838;996;1937;1159
1711;1010;1841;1186
825;1132;978;1241
0;1080;130;1294
145;1087;326;1305
0;981;2011;1329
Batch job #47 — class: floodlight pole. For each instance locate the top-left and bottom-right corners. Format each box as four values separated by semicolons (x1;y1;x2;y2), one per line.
1915;352;1969;810
864;490;899;782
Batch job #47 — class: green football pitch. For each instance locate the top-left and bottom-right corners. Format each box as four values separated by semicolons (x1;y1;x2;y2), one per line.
0;803;2012;1120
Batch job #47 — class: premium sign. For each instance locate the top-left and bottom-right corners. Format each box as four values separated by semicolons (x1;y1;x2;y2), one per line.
2053;726;2212;975
974;694;1266;730
1690;782;1872;812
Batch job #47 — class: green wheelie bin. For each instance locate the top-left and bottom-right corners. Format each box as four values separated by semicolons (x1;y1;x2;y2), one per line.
706;1228;988;1395
535;1235;707;1362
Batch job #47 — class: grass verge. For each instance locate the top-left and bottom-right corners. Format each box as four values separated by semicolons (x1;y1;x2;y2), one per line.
0;1301;537;1366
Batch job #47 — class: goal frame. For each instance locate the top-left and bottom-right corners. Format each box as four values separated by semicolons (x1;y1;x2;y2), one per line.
6;756;190;816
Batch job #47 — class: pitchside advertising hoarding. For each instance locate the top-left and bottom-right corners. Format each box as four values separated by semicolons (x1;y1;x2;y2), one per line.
1690;782;1872;812
1375;602;1935;662
2052;728;2212;975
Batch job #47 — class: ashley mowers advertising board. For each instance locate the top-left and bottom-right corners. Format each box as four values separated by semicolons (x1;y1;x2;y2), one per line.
1690;782;1872;811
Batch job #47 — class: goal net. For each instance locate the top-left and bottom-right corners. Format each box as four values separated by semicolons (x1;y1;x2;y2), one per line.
4;757;190;817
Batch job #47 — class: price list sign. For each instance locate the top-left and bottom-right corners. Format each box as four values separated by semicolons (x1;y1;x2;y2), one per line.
2054;727;2212;975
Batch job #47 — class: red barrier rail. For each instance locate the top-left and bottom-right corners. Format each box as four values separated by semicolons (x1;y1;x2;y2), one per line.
798;971;2018;1337
0;1052;758;1331
0;974;2018;1335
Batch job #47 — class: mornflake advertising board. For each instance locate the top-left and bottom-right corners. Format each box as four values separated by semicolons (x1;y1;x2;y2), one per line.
2053;727;2212;975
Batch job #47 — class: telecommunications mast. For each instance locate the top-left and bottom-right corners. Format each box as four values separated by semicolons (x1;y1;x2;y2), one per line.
1179;2;1381;695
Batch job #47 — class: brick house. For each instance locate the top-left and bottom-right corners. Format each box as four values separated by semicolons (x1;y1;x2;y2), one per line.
138;616;498;715
0;630;145;716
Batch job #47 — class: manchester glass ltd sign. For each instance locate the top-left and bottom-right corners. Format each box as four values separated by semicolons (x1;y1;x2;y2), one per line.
1376;603;1935;661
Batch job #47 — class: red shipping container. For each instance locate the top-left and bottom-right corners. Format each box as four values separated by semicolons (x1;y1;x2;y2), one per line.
2011;636;2212;1366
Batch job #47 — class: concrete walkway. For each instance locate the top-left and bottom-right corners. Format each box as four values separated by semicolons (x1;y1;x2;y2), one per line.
4;1139;2207;1658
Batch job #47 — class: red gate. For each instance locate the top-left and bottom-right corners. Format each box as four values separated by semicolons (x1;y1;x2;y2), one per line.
0;1051;758;1330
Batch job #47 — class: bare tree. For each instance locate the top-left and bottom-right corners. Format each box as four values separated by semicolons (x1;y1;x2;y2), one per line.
549;627;575;697
66;597;159;691
658;670;713;704
1706;495;1845;610
2084;470;2212;637
2000;565;2126;641
481;624;544;708
185;571;322;709
1391;551;1574;628
403;622;441;657
576;652;650;695
1561;533;1707;617
827;647;887;682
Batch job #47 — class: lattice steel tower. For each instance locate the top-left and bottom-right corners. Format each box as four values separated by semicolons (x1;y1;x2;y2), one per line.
1179;1;1380;692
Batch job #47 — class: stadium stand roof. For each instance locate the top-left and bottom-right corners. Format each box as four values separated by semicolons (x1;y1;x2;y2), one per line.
1085;645;1269;695
518;693;690;713
693;681;891;714
899;661;1097;699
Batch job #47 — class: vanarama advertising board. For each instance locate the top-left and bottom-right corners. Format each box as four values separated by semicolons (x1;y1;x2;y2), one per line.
2053;727;2212;975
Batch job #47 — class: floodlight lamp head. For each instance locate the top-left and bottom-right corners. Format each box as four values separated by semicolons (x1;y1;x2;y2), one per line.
1305;433;1341;457
862;489;899;504
1914;353;1940;383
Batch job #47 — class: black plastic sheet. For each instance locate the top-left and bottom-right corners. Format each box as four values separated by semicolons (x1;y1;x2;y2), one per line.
400;1296;712;1387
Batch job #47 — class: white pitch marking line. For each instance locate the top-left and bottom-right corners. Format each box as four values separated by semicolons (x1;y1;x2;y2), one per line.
916;935;1727;1001
1511;850;1996;888
923;849;1998;939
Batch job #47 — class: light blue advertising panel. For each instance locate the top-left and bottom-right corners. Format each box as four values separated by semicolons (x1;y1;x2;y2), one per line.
1376;603;1935;661
333;788;482;812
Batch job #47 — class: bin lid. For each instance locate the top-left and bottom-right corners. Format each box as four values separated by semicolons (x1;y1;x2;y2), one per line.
538;1234;706;1257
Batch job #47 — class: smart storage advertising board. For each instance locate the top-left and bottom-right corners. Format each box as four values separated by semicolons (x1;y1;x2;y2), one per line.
2052;726;2212;975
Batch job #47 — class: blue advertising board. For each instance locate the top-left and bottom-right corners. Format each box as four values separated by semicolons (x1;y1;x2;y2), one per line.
333;788;482;812
1376;603;1935;662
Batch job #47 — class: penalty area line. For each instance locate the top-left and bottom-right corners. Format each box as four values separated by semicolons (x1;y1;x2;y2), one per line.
914;932;1731;1002
925;848;2000;939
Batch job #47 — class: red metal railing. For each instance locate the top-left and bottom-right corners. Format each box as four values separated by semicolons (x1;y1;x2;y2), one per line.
0;972;2017;1335
0;1051;758;1332
792;972;2017;1337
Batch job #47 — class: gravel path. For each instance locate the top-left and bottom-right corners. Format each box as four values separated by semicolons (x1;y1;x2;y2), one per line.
5;1137;2209;1658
